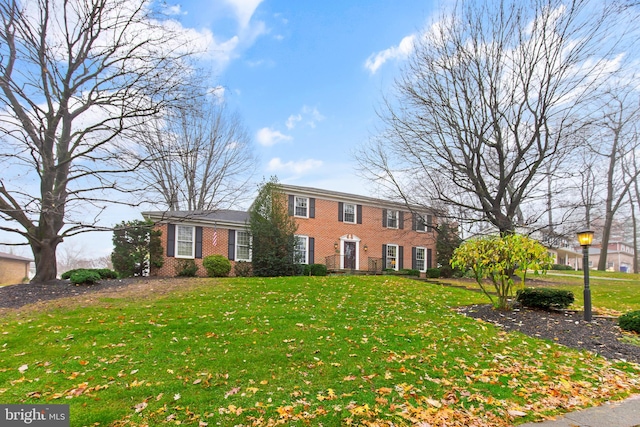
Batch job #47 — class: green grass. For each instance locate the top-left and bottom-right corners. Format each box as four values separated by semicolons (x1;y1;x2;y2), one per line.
1;276;639;426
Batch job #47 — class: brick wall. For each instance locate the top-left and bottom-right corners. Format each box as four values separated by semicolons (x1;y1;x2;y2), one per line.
0;259;31;285
293;198;436;271
151;223;238;278
153;195;437;278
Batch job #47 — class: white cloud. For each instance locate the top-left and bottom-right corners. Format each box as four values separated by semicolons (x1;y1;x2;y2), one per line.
286;114;302;130
267;157;323;174
285;106;325;130
256;127;292;146
365;34;416;74
223;0;264;29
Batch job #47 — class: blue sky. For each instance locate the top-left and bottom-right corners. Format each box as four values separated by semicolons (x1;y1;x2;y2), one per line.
3;0;441;260
179;0;436;195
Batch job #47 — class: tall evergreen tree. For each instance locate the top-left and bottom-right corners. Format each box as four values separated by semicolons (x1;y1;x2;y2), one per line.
111;220;163;277
249;178;298;277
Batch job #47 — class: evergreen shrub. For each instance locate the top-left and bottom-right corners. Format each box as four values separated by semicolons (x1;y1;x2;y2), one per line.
234;261;253;277
619;311;640;334
426;268;441;278
70;269;101;285
516;287;574;310
202;255;232;277
175;259;198;277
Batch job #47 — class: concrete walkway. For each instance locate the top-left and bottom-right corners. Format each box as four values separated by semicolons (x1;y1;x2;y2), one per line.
519;394;640;427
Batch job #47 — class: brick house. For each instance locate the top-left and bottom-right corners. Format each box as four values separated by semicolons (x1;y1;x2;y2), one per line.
0;252;33;285
143;184;437;277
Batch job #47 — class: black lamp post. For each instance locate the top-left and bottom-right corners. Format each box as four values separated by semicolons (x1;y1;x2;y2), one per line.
577;230;594;322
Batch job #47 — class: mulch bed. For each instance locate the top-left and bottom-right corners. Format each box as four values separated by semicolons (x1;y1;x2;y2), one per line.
458;304;640;364
1;278;639;364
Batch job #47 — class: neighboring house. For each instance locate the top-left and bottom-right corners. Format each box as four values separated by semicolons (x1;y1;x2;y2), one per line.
546;246;583;270
586;241;635;273
0;252;33;285
143;184;437;277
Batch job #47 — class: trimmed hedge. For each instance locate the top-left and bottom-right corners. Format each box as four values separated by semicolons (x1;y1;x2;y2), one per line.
619;311;640;334
516;287;575;310
552;264;574;271
302;264;328;276
61;268;118;280
175;259;198;277
203;255;232;277
426;268;441;278
70;269;101;285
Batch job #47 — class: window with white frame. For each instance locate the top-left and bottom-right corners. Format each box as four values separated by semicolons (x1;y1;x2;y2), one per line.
416;215;426;232
386;210;398;229
415;247;426;272
176;225;195;258
295;196;308;217
294;235;309;264
386;244;398;270
236;231;251;261
343;203;356;223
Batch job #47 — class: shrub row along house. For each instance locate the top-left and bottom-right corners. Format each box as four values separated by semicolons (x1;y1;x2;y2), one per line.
143;184;437;277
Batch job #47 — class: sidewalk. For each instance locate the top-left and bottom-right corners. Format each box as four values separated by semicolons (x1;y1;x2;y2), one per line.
519;394;640;427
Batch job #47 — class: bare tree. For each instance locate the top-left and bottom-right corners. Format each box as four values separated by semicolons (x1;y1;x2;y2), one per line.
590;87;640;270
357;0;635;235
0;0;199;282
135;94;256;211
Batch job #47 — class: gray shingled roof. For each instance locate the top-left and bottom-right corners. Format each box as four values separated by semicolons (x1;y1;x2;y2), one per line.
142;209;249;226
0;252;33;262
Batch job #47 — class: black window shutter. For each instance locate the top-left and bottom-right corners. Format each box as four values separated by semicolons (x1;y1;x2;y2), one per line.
167;224;175;257
399;212;404;229
382;244;387;267
338;202;344;222
288;195;294;216
399;246;404;269
357;205;362;224
427;215;433;231
382;209;387;227
309;237;315;264
309;198;315;218
412;247;417;270
427;248;433;269
412;213;417;231
228;230;236;260
195;227;203;259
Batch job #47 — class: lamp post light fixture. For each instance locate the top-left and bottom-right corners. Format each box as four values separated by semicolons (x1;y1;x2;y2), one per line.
577;229;594;322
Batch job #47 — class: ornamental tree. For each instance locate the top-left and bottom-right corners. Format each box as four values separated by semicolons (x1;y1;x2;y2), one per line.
451;234;553;310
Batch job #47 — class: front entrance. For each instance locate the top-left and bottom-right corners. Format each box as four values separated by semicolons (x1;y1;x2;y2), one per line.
344;241;356;269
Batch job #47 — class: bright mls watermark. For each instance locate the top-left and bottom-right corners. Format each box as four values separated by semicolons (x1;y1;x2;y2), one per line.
1;405;69;426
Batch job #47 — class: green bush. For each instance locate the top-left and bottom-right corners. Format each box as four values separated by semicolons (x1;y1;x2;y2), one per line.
62;268;118;280
70;269;101;285
301;264;328;276
619;311;640;334
175;259;198;277
61;269;82;280
552;264;574;271
234;261;253;277
384;269;420;277
202;255;231;277
516;288;574;310
426;268;441;278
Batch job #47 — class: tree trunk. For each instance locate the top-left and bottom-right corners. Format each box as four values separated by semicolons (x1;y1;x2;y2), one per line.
31;238;62;283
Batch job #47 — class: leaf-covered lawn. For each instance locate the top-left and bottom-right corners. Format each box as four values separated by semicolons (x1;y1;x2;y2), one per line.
0;276;638;426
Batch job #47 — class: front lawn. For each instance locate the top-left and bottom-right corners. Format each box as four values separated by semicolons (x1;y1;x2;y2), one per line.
1;276;638;426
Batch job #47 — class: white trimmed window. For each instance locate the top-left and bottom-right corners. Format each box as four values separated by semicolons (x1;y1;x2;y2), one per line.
386;244;398;270
236;231;252;261
343;203;356;223
386;210;398;229
294;235;309;264
415;247;426;272
295;196;309;217
416;216;426;232
176;225;195;258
